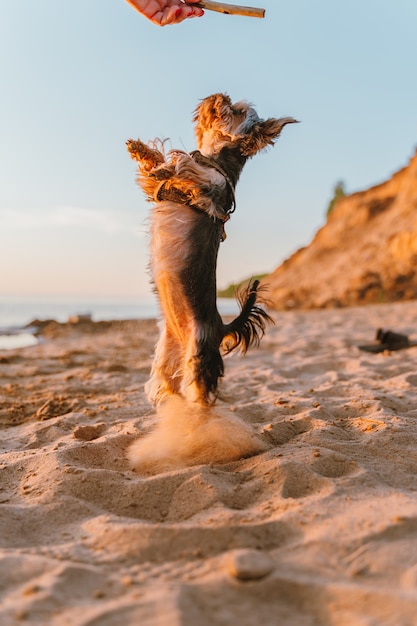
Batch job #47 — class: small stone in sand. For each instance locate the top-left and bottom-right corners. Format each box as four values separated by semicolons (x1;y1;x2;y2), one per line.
225;549;275;580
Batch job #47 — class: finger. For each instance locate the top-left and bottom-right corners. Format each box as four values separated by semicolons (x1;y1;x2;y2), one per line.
161;4;204;24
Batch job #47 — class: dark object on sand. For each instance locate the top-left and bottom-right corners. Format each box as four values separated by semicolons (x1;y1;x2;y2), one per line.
358;328;417;353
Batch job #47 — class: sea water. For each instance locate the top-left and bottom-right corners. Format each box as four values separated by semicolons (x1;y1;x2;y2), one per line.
0;294;239;350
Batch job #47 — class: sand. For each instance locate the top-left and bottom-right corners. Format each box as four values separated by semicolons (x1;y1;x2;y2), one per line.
1;303;417;625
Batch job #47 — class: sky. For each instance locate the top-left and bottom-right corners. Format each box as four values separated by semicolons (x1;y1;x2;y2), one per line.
0;0;416;299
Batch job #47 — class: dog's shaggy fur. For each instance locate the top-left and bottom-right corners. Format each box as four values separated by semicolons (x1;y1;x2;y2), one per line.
127;93;296;471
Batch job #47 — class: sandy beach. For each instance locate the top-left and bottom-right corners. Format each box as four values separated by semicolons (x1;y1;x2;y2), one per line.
1;302;417;625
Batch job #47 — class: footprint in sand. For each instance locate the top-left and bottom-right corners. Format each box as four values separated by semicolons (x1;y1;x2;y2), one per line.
277;462;331;499
82;515;298;564
311;451;360;478
261;417;312;445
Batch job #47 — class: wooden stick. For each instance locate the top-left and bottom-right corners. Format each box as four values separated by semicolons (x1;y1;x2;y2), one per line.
194;1;265;18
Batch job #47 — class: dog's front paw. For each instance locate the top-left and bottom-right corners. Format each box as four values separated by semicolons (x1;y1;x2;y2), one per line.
126;139;165;170
126;138;149;160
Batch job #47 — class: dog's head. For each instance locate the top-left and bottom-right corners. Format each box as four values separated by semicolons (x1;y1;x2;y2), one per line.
193;93;298;157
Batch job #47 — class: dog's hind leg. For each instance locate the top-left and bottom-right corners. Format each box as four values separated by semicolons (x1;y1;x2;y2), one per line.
145;323;183;404
181;322;224;405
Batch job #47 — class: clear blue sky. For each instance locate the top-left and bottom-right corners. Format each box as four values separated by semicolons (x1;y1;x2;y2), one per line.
1;0;416;298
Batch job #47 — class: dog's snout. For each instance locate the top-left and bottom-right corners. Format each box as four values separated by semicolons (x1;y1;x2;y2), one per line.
238;107;261;133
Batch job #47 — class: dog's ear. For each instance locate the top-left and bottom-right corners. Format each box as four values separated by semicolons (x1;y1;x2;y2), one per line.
240;117;298;156
194;93;233;148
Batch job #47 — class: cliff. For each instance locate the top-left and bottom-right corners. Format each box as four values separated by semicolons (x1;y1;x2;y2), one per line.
266;150;417;309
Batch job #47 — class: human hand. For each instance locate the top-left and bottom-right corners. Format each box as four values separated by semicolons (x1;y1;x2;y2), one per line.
125;0;204;26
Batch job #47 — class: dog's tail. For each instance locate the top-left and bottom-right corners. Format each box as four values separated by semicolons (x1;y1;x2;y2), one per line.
221;280;274;355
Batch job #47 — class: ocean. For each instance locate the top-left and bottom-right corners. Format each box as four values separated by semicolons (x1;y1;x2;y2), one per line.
0;295;239;350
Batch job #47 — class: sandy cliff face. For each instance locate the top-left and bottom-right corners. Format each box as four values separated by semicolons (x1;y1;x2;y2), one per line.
266;150;417;309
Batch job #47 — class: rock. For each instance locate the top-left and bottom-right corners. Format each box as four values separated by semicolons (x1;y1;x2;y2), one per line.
68;314;92;324
225;549;275;580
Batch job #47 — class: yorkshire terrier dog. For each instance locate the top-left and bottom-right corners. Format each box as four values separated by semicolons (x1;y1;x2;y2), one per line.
127;93;296;472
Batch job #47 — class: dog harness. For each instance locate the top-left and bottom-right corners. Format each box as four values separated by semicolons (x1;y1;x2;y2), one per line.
154;150;236;242
189;150;237;215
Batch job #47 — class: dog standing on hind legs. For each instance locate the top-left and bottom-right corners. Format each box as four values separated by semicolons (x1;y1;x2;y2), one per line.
127;93;297;472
